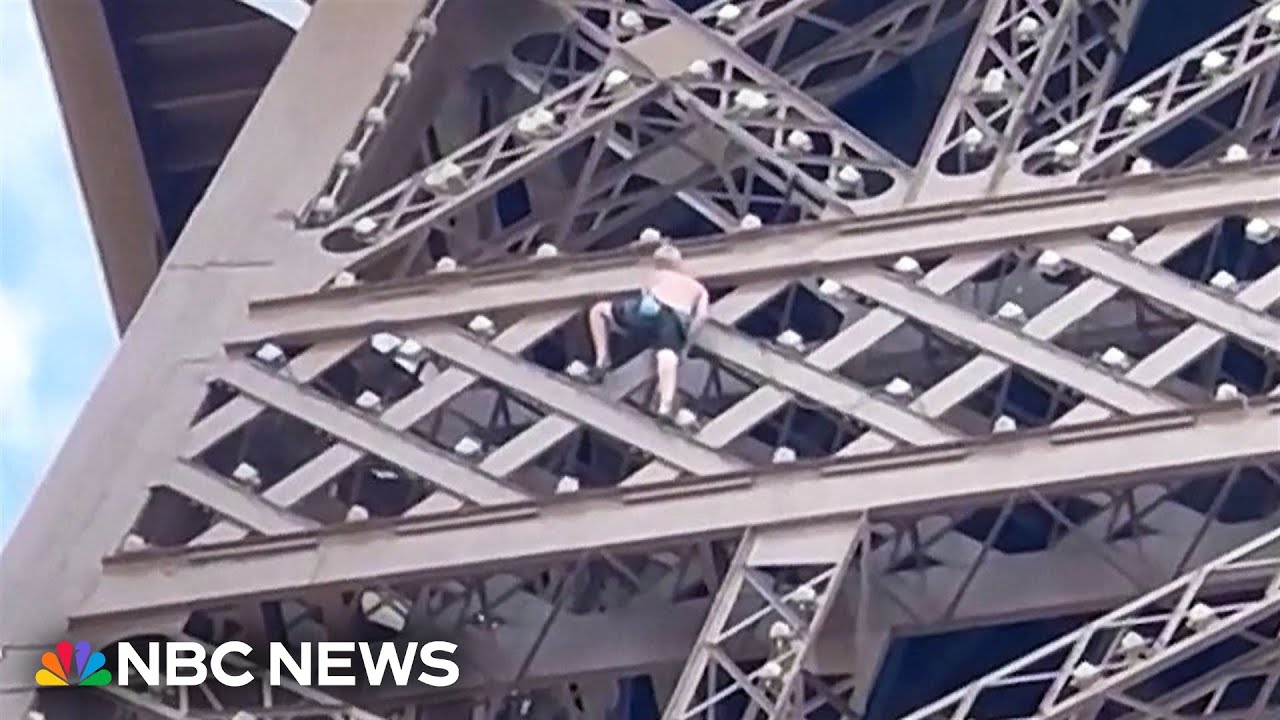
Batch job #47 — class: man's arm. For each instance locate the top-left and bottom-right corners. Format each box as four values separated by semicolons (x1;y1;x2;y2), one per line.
687;285;710;336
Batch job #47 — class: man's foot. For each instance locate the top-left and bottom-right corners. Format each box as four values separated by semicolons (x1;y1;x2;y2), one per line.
584;365;610;384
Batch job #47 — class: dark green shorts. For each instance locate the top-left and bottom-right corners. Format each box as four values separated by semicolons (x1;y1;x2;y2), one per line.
611;293;687;351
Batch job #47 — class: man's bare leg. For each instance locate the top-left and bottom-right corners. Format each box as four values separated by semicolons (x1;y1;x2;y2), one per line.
654;348;679;416
588;301;613;370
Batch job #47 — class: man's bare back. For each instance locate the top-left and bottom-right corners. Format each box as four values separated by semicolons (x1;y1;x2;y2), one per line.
647;268;707;316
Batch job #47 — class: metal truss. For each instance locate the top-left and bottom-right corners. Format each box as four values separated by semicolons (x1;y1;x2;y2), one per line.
91;167;1280;719
661;519;866;720
305;0;452;224
14;1;1280;719
79;399;1280;618
1021;0;1280;178
239;163;1280;340
900;519;1280;720
305;0;999;287
912;0;1148;199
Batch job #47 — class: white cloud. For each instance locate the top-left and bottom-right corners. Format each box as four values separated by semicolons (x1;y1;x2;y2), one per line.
0;289;40;448
0;0;117;540
0;0;308;540
241;0;310;30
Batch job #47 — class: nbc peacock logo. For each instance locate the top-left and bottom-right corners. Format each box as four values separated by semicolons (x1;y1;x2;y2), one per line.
35;641;113;687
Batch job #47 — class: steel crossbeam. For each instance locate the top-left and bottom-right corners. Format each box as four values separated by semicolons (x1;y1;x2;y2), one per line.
324;66;670;274
218;359;527;506
1059;263;1280;426
1103;645;1280;720
187;320;567;544
899;519;1280;720
1022;0;1280;177
162;462;319;537
75;399;1280;620
1054;241;1280;355
830;271;1183;412
415;326;745;475
829;219;1221;453
235;164;1280;343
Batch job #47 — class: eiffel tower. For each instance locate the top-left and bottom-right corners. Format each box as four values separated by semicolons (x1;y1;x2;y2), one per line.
5;0;1280;718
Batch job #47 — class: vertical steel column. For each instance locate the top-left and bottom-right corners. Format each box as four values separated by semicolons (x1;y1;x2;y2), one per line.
663;519;866;720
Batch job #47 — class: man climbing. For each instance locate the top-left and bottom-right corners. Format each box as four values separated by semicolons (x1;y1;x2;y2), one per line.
584;243;710;422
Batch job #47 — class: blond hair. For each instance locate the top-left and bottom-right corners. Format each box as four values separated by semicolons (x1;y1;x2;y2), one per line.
653;243;683;270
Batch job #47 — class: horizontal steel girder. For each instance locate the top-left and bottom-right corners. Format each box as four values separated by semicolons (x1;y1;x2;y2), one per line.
74;399;1280;622
234;163;1280;345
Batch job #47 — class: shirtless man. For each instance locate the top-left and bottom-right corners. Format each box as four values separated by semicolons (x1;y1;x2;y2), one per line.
585;243;710;421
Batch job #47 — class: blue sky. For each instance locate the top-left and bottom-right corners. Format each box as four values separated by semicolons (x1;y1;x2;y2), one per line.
0;0;308;543
0;1;117;542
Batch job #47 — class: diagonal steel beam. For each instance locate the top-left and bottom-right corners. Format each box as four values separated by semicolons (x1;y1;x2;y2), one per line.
417;326;745;475
189;319;570;543
161;462;320;537
827;222;1219;458
74;400;1280;620
561;0;909;173
1056;241;1280;355
694;321;965;445
834;271;1182;413
1060;263;1280;425
1107;644;1280;720
233;164;1280;343
218;359;528;506
546;1;908;219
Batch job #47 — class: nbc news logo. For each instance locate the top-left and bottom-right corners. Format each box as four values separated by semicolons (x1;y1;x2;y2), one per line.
35;639;459;689
35;641;112;687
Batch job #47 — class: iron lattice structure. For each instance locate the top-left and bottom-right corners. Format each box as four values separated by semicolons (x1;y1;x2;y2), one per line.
4;0;1280;719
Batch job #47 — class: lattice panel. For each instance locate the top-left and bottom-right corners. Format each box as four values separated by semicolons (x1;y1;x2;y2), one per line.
902;518;1280;720
22;2;1280;720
